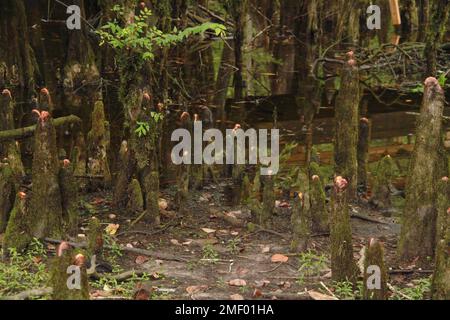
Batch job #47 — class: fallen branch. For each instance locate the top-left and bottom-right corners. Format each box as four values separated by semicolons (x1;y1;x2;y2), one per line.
351;213;390;225
4;287;53;300
387;283;413;300
44;238;189;262
260;292;312;300
0;115;82;141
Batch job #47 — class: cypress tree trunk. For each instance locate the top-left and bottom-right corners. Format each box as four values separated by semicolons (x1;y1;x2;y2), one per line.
334;53;360;200
424;0;450;77
399;77;447;261
290;193;311;252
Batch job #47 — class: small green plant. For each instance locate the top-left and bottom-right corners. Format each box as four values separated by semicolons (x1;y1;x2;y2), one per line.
0;247;50;297
332;281;356;300
226;238;240;255
297;250;328;285
390;277;431;300
201;244;219;264
98;5;226;63
135;112;165;137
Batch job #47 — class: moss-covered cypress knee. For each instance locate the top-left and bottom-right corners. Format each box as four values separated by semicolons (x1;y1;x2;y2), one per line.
431;177;449;299
334;52;360;200
371;155;396;211
87;217;103;258
310;175;329;234
0;161;15;233
290;193;311;252
3;191;31;253
29;110;63;239
71;132;87;177
1;89;24;182
330;176;358;283
240;174;251;205
87;100;111;186
399;77;447;262
127;178;144;214
59;159;78;236
50;242;89;300
260;175;275;228
363;238;388;300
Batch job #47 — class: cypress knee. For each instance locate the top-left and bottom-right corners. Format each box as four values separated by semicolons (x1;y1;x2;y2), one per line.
310;174;329;234
87;100;111;186
371;155;396;211
330;176;358;282
363;238;388;300
399;77;447;261
291;192;311;252
50;242;89;300
59;159;79;236
3;191;31;252
29;110;63;239
260;175;275;228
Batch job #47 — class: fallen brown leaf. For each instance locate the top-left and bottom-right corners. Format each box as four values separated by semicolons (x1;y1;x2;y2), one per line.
135;255;149;265
186;285;208;295
230;294;245;300
229;279;247;287
271;254;289;263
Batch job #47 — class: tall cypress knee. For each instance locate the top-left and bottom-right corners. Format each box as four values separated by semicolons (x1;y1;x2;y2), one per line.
334;52;360;200
330;176;358;283
399;77;447;261
310;175;328;234
29;110;63;239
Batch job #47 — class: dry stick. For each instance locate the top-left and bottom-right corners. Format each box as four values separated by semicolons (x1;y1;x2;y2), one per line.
350;213;390;225
387;283;413;300
320;281;338;299
259;262;284;273
44;238;189;262
260;292;312;300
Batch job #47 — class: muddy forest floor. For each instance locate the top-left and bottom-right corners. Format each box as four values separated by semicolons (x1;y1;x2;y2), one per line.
0;180;434;300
